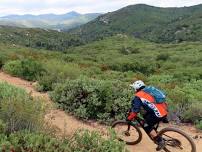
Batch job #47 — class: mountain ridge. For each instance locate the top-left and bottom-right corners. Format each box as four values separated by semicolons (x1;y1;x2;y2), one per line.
0;11;101;30
1;11;82;20
69;4;202;43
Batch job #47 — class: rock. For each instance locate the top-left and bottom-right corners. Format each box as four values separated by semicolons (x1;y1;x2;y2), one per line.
193;135;199;139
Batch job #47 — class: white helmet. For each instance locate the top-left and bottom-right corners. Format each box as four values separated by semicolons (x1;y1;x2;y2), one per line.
130;80;145;91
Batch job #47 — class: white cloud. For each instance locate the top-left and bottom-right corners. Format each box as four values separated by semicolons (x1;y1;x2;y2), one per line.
0;0;202;16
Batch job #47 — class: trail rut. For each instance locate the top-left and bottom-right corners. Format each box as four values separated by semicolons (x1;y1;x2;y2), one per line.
0;72;201;152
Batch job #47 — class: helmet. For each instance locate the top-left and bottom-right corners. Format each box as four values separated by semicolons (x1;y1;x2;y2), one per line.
130;80;145;91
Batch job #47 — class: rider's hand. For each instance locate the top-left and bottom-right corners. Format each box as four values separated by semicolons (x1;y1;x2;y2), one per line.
126;112;137;121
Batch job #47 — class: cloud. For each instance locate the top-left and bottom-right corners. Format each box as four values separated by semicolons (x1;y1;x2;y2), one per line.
0;0;201;16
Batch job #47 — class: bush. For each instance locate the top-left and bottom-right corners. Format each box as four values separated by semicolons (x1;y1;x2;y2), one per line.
69;130;127;152
148;74;174;85
36;73;58;92
3;59;45;81
108;60;156;75
0;130;126;152
173;71;202;82
167;81;202;123
156;53;170;61
0;120;6;133
37;61;82;92
50;77;131;123
196;121;202;130
0;55;9;68
119;46;140;55
0;131;70;152
182;102;202;123
167;86;191;120
0;82;44;134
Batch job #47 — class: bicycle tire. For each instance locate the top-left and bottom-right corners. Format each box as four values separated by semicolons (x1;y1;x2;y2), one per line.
158;127;196;152
112;120;142;145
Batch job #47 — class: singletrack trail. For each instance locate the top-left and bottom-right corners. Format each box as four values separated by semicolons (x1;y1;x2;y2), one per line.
0;71;201;152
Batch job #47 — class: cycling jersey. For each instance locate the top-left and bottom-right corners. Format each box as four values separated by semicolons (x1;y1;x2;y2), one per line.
133;90;168;118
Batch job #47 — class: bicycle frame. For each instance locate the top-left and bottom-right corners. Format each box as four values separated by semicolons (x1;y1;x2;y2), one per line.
128;115;158;140
128;115;179;144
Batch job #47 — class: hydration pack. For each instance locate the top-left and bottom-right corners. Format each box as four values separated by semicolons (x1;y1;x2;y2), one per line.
143;86;166;103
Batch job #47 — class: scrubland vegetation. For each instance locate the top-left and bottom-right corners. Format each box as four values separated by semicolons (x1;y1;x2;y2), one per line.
0;82;125;151
0;35;201;129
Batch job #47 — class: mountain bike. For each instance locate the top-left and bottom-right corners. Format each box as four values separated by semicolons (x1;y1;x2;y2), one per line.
112;114;196;152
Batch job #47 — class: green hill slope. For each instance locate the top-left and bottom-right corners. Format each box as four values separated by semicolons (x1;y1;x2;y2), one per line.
0;25;83;51
69;4;202;43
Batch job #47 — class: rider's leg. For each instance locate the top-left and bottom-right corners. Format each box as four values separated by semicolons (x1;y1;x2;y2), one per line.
143;113;166;151
144;125;165;151
149;129;158;138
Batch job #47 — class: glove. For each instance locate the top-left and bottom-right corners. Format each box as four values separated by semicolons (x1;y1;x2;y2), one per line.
126;112;137;121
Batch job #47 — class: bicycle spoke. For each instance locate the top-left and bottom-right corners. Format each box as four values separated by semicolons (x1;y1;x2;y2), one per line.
161;131;193;152
115;124;138;141
165;139;181;147
163;147;172;152
112;120;142;145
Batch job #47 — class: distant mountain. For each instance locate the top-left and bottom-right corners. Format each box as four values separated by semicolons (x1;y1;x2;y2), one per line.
0;11;101;30
69;4;202;43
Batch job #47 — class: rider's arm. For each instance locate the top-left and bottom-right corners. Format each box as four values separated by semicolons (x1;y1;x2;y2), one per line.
127;96;142;121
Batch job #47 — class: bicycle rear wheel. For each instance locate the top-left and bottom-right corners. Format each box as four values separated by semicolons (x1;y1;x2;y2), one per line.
112;120;142;145
158;127;196;152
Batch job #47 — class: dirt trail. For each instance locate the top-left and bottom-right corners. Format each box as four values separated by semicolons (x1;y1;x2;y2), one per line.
0;71;201;152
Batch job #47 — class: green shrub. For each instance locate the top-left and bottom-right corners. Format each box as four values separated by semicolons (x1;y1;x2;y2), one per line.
108;60;156;75
167;86;192;120
119;46;140;55
182;102;202;123
156;53;170;61
0;55;9;68
0;130;126;152
173;71;202;82
3;59;45;81
69;130;127;152
0;131;69;152
148;74;174;85
50;77;131;123
37;61;82;92
36;74;58;92
196;121;202;130
0;120;6;133
167;81;202;123
0;82;44;134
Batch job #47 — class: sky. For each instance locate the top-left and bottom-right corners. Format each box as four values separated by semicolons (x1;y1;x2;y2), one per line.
0;0;202;16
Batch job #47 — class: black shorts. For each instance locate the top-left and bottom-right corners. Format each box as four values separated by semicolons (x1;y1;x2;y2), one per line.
143;113;167;133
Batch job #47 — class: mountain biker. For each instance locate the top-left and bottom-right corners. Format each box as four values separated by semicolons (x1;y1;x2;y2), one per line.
127;80;168;151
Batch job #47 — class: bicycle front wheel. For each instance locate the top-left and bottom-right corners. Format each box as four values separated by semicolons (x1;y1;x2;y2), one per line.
111;120;142;145
158;127;196;152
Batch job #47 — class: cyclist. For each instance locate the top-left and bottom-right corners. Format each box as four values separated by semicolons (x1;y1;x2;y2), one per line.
127;80;168;151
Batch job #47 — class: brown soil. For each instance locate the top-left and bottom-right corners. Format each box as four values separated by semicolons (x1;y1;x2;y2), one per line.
0;72;201;152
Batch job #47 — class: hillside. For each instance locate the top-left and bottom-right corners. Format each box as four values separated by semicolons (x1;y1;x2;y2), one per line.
0;25;82;51
1;4;202;52
69;4;202;43
0;12;100;30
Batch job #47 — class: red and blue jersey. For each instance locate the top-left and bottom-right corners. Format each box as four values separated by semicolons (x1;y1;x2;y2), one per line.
131;90;168;118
